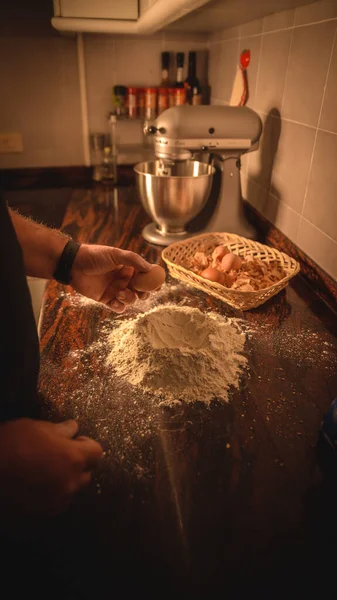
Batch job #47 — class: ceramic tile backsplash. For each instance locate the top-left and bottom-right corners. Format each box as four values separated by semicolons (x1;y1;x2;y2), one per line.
208;0;337;280
0;25;207;168
240;19;263;37
245;178;269;213
270;119;316;213
248;110;282;189
282;21;336;127
218;39;240;102
84;35;117;133
255;29;292;115
0;36;83;168
297;218;337;281
114;38;162;87
303;130;337;242
1;0;337;283
294;0;337;25
319;33;337;134
262;9;295;32
265;193;301;241
209;43;222;99
210;26;240;43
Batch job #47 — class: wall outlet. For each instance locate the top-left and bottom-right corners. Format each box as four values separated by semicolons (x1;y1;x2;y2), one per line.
0;133;23;153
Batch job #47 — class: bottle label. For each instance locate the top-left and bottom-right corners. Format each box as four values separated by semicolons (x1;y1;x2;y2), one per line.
192;94;202;106
175;89;186;105
176;67;183;83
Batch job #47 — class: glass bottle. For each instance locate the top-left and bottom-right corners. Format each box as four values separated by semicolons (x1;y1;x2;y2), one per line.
161;51;170;87
101;146;116;181
185;51;201;104
175;53;185;88
192;85;202;105
90;133;105;181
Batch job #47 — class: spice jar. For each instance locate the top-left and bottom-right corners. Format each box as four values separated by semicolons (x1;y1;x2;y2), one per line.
112;85;127;116
127;87;137;119
145;87;157;120
158;88;169;115
174;87;186;106
168;88;176;108
137;88;145;118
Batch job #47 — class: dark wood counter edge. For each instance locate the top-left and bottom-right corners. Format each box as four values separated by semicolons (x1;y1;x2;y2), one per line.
2;165;336;312
244;202;337;315
0;165;136;190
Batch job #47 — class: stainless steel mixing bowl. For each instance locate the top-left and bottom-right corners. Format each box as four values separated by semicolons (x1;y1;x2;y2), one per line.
134;160;215;235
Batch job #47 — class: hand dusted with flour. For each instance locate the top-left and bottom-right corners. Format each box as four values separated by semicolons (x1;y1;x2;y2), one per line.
106;305;247;404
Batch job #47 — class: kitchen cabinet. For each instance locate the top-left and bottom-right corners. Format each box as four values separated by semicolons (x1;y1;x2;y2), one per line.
52;0;319;34
55;0;139;21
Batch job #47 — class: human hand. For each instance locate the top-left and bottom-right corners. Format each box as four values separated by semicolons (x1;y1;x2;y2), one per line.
0;419;103;517
71;244;152;313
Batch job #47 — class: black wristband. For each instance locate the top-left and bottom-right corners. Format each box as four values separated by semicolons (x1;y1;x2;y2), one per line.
53;239;81;285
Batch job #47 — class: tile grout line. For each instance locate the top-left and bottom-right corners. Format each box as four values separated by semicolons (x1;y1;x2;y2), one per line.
247;33;263;176
301;215;337;244
268;187;301;218
300;25;337;222
256;108;337;136
267;19;295;209
252;34;263;109
280;22;294;115
319;126;337;136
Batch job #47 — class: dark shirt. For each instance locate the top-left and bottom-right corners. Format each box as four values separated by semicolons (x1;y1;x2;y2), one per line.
0;198;40;421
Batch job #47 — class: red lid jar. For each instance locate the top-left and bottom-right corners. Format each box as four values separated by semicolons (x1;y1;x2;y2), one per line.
145;88;157;120
158;87;169;115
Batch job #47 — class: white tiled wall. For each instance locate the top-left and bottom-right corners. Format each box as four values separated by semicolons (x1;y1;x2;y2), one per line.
208;0;337;281
84;31;208;138
0;35;83;168
1;0;337;282
0;26;207;167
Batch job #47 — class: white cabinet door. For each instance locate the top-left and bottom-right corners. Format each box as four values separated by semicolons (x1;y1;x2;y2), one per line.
59;0;139;21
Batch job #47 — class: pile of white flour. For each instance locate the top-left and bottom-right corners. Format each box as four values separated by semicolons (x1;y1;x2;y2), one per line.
106;305;247;404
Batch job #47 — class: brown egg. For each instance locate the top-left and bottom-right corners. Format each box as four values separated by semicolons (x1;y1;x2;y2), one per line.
132;264;166;292
200;267;225;285
212;245;230;262
220;253;242;272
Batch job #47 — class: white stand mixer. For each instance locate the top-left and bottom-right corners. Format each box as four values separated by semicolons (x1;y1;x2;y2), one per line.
134;105;262;246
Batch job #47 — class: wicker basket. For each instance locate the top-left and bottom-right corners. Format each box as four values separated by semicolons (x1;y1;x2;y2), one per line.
162;232;300;311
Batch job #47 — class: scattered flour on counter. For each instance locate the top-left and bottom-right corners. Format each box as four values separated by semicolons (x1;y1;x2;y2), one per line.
57;282;189;311
106;304;248;405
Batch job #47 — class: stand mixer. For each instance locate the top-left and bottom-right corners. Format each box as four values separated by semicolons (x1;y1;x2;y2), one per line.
134;105;262;246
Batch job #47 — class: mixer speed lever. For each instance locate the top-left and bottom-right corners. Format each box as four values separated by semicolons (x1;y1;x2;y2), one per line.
145;125;166;135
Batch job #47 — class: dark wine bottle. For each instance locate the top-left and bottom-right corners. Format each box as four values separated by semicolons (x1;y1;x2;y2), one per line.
161;51;170;87
175;53;185;88
185;51;201;104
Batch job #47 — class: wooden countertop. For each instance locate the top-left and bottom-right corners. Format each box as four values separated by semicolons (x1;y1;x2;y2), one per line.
38;185;337;598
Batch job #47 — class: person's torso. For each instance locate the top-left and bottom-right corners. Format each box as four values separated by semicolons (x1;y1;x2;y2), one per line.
0;199;40;420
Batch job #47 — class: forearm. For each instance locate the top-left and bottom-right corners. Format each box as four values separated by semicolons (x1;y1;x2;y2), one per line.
9;209;69;279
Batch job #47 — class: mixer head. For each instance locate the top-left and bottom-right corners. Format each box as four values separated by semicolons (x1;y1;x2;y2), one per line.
144;105;263;161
